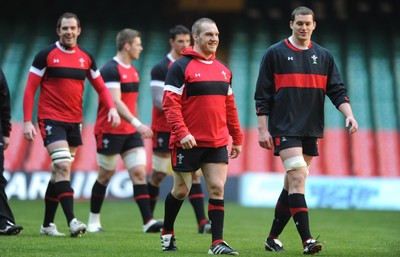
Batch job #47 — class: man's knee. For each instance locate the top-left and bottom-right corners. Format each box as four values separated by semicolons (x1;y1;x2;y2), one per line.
283;156;307;172
50;148;72;176
123;148;146;170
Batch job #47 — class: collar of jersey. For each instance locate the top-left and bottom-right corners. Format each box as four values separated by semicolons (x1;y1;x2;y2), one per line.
181;46;216;61
56;41;76;54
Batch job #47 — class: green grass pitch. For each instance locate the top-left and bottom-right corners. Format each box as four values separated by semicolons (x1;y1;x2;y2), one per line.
1;199;399;256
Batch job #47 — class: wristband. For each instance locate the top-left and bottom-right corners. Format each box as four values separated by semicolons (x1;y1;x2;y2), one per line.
130;117;142;128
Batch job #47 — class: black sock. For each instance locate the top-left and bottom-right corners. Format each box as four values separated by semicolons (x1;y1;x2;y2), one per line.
289;193;312;243
55;181;75;225
147;182;159;214
188;183;207;226
90;181;107;213
269;189;291;238
133;184;152;224
162;192;184;234
208;199;224;244
43;181;59;227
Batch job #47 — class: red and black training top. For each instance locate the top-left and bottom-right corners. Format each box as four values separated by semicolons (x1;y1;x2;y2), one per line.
95;57;139;135
23;41;114;123
150;54;174;132
254;39;350;138
163;46;243;148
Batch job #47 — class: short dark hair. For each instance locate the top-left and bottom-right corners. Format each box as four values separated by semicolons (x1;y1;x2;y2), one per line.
116;28;141;51
169;25;190;40
57;12;80;28
191;18;216;36
291;6;315;21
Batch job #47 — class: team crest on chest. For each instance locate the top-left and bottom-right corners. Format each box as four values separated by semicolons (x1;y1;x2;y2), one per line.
311;55;318;64
221;70;227;80
79;57;85;67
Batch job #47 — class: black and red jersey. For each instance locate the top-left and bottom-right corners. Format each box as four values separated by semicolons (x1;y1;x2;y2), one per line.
0;68;11;137
254;39;350;138
23;41;114;123
163;46;243;148
95;57;140;135
150;54;174;132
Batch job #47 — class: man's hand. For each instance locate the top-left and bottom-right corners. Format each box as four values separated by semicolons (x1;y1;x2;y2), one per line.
108;108;121;128
346;117;358;134
137;124;153;139
229;145;242;159
258;127;273;150
23;121;37;142
3;136;9;150
180;134;197;150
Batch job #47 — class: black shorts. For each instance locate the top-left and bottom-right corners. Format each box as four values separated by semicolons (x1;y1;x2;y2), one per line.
273;136;319;156
152;131;170;153
39;119;82;147
96;132;144;155
171;146;228;172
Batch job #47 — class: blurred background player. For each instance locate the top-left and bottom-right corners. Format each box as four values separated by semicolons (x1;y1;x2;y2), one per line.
148;24;211;234
0;68;23;236
23;12;120;237
88;28;163;233
160;18;243;255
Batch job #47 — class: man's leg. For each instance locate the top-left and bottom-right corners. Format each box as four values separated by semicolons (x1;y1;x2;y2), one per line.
189;170;209;233
0;147;22;236
40;167;65;237
48;143;86;237
281;149;322;254
124;148;163;233
202;162;238;255
148;152;169;214
161;171;192;251
88;153;118;233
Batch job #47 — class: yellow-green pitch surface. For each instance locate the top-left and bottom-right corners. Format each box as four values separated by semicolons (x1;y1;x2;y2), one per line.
1;200;399;257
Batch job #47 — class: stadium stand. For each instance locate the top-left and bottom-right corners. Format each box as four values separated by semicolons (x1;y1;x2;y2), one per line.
1;0;399;177
346;23;378;177
368;25;400;177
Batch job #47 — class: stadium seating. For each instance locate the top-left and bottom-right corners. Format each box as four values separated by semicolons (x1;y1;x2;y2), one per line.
1;12;399;177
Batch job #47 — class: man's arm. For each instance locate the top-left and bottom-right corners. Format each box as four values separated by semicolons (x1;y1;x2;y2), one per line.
23;72;42;141
90;75;120;128
257;115;273;150
109;87;152;138
225;88;243;146
151;85;164;110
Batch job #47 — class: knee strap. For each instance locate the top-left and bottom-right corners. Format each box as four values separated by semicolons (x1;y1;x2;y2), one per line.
123;148;146;170
97;153;118;170
283;156;307;172
50;148;71;164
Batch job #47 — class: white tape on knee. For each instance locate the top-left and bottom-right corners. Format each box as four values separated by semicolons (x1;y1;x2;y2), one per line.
70;152;76;162
152;155;171;173
97;153;118;170
50;148;71;164
123;148;146;170
283;156;307;172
